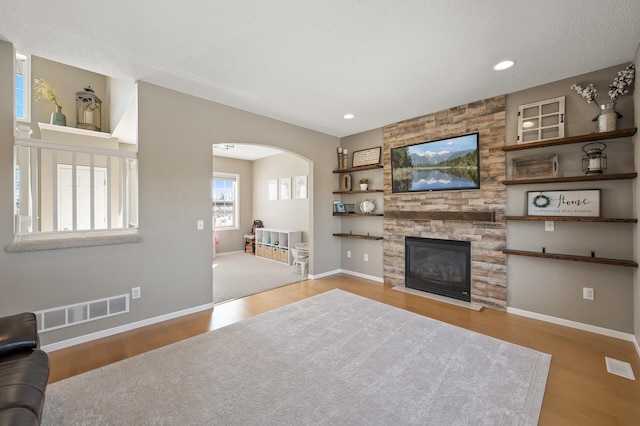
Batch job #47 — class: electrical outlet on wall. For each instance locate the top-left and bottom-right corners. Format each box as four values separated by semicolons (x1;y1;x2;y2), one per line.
583;287;594;300
347;251;351;258
364;254;369;262
132;287;141;299
544;221;555;232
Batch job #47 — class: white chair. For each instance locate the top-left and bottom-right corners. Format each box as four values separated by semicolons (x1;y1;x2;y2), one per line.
290;247;309;277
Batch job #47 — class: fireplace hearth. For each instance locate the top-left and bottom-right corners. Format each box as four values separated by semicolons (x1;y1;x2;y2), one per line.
405;237;471;302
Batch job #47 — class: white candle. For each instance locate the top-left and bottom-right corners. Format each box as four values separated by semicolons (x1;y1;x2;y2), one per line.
343;149;348;155
84;110;93;125
338;147;342;153
589;157;601;170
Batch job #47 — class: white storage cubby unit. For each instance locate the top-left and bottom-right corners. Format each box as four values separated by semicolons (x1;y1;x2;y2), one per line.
254;228;301;265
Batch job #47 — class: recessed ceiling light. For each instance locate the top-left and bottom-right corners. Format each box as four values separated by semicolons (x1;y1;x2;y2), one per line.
493;60;515;71
343;113;355;120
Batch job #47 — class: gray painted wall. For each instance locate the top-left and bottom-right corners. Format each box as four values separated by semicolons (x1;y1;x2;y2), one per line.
212;156;253;253
0;41;340;346
505;64;636;333
252;152;311;242
338;129;384;279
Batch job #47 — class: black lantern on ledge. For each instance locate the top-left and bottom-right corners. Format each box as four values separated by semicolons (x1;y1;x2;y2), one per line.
582;142;607;175
75;86;102;132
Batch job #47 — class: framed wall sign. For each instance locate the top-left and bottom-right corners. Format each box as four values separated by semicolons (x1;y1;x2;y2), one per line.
527;190;600;217
352;147;381;167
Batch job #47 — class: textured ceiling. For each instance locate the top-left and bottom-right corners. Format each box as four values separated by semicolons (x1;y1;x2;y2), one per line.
1;1;639;138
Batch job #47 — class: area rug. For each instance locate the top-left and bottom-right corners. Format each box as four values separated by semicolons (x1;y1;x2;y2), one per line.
212;251;306;304
42;290;551;425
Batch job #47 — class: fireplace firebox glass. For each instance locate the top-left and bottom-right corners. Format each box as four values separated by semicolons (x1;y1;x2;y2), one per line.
405;237;471;302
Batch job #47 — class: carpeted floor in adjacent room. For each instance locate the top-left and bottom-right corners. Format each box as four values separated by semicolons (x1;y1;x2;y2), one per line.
212;251;306;304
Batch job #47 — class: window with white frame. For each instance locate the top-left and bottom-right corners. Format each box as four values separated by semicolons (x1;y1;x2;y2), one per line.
212;173;238;229
15;52;30;122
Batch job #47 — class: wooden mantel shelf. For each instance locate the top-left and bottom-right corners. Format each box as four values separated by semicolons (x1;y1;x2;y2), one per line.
501;127;637;152
385;211;496;222
503;249;637;268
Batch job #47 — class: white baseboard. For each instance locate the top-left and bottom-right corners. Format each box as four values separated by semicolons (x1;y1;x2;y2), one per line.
507;307;637;345
41;302;215;353
337;269;384;283
634;336;640;359
309;269;341;279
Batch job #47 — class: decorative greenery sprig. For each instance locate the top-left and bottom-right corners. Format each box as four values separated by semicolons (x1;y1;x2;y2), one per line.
33;78;61;108
608;64;635;103
359;178;368;184
570;63;635;107
570;83;599;105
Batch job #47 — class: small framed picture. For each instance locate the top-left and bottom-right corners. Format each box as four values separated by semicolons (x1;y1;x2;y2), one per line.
279;177;291;200
333;200;345;213
268;179;278;200
293;175;307;199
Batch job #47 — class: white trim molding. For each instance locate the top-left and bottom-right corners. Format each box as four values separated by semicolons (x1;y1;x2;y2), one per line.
336;269;384;283
507;307;637;344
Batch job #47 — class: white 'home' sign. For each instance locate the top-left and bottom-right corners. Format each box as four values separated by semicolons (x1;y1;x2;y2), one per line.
527;190;600;217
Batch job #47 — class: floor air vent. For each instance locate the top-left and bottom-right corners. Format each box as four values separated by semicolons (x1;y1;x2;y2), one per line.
605;357;636;380
35;294;130;332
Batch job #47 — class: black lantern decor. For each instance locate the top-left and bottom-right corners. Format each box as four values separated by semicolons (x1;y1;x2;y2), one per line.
75;86;102;132
581;142;607;175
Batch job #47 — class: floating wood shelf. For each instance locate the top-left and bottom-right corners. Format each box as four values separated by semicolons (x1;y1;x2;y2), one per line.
503;249;637;268
502;172;637;185
385;211;495;222
333;213;384;217
333;233;383;240
333;164;383;173
333;189;384;194
502;128;637;152
504;216;637;223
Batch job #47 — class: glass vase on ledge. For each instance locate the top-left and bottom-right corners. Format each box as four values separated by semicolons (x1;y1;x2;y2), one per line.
50;106;67;126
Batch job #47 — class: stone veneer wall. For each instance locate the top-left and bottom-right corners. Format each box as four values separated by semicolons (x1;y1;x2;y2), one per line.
382;96;507;309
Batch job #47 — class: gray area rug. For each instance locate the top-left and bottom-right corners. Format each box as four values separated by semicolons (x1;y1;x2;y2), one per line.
43;290;551;425
212;252;305;304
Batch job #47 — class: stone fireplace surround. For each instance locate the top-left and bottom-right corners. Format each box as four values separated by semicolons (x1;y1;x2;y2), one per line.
382;96;507;309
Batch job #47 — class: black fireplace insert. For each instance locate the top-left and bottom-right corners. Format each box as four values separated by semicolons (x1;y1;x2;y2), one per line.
405;237;471;302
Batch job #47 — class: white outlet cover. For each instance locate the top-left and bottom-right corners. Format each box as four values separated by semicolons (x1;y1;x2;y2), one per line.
544;221;554;231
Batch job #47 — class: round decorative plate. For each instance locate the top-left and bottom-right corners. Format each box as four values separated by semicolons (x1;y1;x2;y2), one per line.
359;199;375;214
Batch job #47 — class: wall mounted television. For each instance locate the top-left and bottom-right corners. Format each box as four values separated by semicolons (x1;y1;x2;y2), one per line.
391;132;480;193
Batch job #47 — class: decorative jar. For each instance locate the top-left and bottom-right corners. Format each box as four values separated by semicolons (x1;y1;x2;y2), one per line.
597;103;617;132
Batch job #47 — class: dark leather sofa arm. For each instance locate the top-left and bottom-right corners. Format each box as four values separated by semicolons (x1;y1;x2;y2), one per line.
0;312;39;357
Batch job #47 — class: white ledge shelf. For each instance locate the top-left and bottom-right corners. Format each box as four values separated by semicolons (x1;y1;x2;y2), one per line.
38;122;111;139
5;233;142;253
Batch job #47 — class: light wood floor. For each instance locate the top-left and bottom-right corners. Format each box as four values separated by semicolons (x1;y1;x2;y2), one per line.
47;274;640;425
